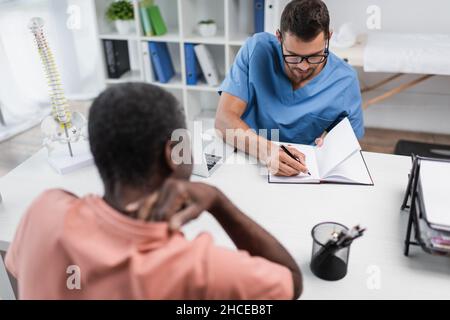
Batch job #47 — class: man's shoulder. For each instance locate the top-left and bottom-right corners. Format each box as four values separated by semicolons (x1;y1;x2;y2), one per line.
250;32;278;43
326;52;359;89
37;188;79;206
328;52;358;78
244;32;279;59
26;189;79;220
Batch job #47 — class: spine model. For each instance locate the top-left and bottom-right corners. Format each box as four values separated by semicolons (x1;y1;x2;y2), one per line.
28;17;74;156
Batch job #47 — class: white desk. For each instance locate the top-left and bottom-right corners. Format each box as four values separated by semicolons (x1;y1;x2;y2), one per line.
1;148;450;299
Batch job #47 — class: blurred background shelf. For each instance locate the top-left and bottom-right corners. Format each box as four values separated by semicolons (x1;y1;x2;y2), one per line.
104;70;142;84
93;0;261;123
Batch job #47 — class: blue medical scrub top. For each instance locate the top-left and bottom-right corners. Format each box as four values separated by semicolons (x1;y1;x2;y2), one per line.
218;32;364;145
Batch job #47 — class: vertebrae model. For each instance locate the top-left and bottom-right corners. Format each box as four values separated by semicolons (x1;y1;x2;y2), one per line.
28;17;87;156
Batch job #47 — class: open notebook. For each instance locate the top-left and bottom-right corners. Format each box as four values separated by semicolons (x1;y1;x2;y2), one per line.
269;118;373;185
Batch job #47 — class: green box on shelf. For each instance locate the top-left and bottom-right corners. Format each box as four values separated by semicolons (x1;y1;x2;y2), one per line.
140;9;152;35
147;5;167;36
139;0;153;36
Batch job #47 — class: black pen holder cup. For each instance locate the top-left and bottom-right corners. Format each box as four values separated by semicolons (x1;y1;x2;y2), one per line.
310;222;350;281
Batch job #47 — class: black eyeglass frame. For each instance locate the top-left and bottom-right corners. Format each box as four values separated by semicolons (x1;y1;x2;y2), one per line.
278;29;330;65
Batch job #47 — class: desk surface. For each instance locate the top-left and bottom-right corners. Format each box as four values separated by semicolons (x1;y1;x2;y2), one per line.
1;148;450;299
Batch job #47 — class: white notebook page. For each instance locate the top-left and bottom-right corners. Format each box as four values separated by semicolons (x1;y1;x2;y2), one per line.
323;151;372;184
315;118;361;177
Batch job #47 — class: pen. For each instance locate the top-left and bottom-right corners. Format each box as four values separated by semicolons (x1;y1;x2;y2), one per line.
280;144;311;176
312;225;366;268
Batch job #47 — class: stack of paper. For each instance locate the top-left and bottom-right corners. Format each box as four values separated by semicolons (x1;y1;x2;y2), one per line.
419;160;450;232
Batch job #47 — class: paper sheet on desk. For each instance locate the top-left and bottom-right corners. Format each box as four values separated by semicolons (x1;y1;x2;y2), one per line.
364;33;450;75
419;160;450;230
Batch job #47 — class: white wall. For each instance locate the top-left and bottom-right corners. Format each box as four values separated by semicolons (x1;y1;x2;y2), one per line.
325;0;450;35
324;0;450;134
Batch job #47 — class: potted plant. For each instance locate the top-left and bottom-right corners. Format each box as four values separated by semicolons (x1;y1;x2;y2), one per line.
106;0;135;35
197;19;217;37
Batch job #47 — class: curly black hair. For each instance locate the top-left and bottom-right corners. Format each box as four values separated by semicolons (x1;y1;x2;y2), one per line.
280;0;330;41
88;83;186;190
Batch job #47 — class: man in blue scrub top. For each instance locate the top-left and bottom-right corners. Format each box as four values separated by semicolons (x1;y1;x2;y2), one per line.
215;0;364;176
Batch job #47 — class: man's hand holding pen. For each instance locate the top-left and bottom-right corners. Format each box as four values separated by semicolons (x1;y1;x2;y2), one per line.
266;143;310;177
280;145;311;176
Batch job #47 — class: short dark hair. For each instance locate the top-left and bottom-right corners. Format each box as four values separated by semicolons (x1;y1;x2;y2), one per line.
88;83;185;190
280;0;330;41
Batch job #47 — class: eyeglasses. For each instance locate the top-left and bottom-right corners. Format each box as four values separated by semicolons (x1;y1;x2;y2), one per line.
279;31;329;65
282;50;328;64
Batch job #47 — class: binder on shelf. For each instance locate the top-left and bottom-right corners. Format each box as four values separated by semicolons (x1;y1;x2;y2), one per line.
102;39;130;79
194;44;220;87
401;155;450;257
239;0;253;36
254;0;265;33
139;1;153;36
184;43;203;85
147;5;167;36
141;41;153;82
264;0;290;35
148;41;175;83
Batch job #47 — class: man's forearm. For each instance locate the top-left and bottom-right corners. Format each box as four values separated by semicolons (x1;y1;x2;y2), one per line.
211;192;303;298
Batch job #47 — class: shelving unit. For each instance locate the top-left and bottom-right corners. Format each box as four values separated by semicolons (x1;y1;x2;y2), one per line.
91;0;259;123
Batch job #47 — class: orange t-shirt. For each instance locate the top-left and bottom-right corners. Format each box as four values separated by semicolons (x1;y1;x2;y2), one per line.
5;189;293;299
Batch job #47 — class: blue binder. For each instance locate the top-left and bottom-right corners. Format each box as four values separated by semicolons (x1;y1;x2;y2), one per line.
148;41;175;83
184;43;202;85
254;0;265;33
